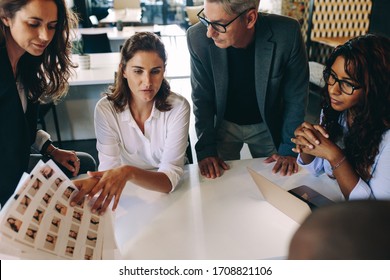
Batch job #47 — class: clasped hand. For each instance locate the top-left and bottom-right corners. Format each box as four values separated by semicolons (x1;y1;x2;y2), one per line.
291;122;338;159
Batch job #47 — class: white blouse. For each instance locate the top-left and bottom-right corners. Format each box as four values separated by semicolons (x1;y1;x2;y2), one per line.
94;92;190;191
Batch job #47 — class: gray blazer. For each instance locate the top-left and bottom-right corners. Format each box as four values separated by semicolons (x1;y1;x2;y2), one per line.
187;13;309;161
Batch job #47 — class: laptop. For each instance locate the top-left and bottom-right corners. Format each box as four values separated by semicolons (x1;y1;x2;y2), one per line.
247;167;334;224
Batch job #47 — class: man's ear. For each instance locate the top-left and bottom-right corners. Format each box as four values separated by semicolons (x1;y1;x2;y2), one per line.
245;9;258;29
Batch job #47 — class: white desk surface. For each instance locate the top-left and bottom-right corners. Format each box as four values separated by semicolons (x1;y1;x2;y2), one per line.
99;8;142;24
70;51;190;86
75;24;186;41
113;158;343;260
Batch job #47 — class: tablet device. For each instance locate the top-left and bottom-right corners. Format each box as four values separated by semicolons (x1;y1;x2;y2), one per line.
288;185;334;210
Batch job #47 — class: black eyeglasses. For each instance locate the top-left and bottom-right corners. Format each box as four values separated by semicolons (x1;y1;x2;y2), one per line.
197;8;250;33
323;71;361;95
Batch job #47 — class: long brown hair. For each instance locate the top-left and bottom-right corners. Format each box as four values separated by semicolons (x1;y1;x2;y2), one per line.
107;32;172;112
0;0;78;102
321;34;390;181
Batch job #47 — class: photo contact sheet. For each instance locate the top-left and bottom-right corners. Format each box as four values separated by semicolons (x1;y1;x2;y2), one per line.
0;160;105;260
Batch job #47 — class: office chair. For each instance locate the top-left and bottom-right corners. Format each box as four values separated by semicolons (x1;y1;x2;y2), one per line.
81;33;112;54
28;152;97;177
37;102;62;146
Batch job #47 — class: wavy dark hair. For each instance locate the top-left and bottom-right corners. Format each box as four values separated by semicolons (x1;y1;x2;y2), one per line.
321;34;390;181
107;32;172;112
0;0;78;102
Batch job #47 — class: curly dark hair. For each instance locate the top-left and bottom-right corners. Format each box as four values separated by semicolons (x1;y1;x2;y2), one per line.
321;34;390;181
107;32;172;112
0;0;78;102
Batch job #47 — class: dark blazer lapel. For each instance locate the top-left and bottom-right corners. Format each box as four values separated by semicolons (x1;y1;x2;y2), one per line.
210;44;228;123
254;15;274;119
0;47;16;100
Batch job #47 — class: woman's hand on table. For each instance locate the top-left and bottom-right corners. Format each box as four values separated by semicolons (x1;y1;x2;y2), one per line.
71;167;128;215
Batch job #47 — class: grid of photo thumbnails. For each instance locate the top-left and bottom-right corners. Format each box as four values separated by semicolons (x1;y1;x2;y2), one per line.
0;160;105;260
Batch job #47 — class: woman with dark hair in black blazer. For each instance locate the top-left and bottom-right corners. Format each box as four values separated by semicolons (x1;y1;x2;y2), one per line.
0;0;81;207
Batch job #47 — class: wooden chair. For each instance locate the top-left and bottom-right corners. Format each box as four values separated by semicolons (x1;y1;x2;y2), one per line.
185;5;203;26
302;0;372;63
114;0;141;9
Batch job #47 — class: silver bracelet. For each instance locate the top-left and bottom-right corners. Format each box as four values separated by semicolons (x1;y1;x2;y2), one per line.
331;156;346;171
47;147;59;158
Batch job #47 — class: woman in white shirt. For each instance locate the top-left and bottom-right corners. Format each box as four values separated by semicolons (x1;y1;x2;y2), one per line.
72;32;190;214
291;34;390;200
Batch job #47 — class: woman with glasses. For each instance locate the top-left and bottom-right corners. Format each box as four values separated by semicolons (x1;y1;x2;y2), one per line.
292;34;390;200
187;0;308;179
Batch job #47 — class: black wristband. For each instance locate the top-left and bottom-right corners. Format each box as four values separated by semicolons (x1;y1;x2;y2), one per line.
40;140;53;156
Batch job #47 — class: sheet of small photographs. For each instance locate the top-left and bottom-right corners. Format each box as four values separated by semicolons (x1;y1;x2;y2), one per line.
0;160;104;260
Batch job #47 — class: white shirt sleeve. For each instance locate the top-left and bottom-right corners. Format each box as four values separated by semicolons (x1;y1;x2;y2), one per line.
298;131;390;200
157;94;190;191
31;129;51;152
296;154;325;177
349;130;390;200
94;97;123;171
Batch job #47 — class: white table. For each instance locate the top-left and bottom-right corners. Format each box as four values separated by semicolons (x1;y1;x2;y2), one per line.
0;158;343;260
76;25;186;39
113;158;343;259
70;51;189;86
75;25;186;52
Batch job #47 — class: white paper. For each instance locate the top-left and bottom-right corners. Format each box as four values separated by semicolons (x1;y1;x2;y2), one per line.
0;160;107;260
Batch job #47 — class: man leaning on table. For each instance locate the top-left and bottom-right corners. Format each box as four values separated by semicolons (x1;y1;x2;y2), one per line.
187;0;309;178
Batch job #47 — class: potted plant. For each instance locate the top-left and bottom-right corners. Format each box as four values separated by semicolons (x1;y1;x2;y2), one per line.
72;38;90;70
116;20;123;31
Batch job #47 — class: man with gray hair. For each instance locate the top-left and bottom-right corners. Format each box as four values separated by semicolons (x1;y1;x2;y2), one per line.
187;0;308;178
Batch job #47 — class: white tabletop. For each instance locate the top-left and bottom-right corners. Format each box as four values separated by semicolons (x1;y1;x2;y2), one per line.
113;158;343;260
70;51;190;86
75;24;186;41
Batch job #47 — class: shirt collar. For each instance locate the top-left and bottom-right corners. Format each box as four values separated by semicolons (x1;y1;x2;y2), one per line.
119;101;161;124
